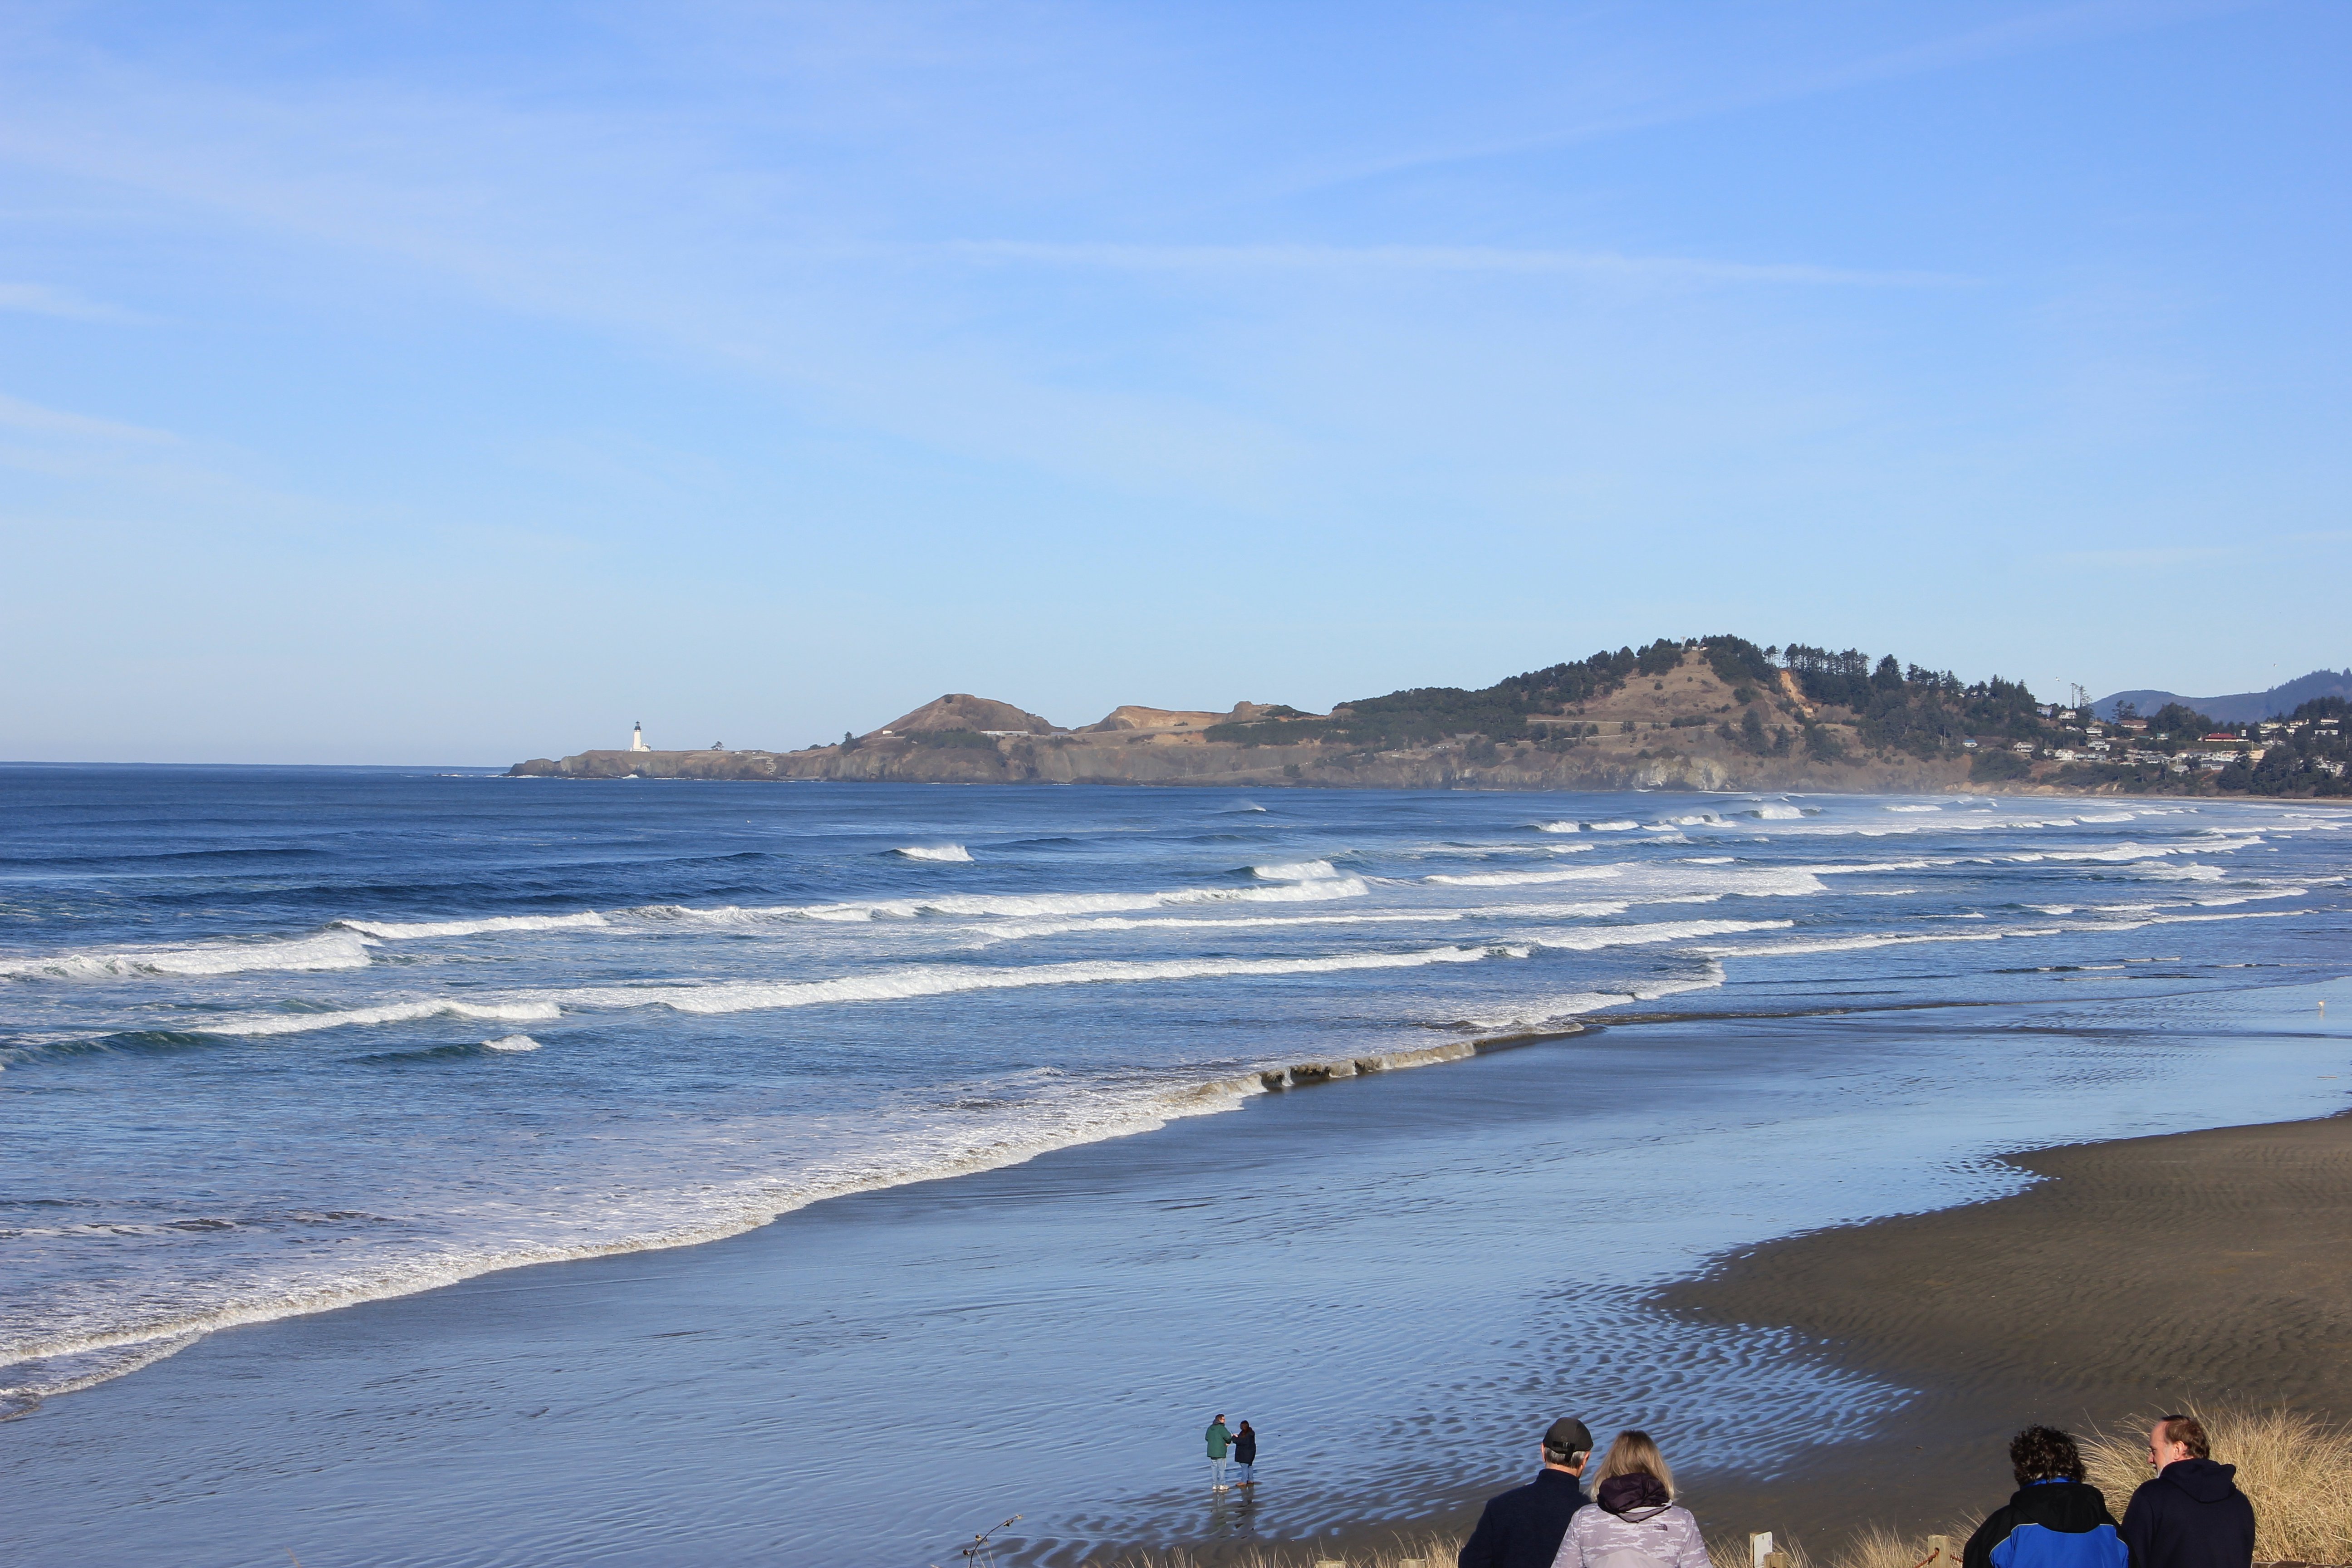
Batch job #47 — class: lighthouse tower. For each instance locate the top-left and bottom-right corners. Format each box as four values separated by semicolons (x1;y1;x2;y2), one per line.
630;721;651;753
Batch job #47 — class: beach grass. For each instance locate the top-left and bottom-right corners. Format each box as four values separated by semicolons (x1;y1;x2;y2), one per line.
2081;1406;2352;1567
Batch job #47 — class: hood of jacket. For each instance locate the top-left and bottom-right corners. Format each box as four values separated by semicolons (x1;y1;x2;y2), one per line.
2005;1480;2119;1533
2157;1459;2241;1505
1597;1472;1671;1516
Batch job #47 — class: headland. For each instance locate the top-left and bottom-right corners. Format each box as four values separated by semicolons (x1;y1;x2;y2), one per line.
511;638;2352;798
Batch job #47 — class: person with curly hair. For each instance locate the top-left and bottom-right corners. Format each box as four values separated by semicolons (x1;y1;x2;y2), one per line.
1962;1426;2128;1568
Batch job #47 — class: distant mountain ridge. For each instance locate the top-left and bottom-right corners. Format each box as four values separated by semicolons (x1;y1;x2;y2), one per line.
2095;668;2352;724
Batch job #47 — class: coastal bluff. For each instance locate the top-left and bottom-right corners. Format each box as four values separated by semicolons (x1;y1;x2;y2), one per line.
510;652;1990;793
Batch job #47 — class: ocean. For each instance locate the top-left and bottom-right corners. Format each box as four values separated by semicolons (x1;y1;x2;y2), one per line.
3;767;2347;1565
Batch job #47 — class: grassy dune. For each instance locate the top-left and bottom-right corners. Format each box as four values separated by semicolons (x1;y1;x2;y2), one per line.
2083;1407;2352;1567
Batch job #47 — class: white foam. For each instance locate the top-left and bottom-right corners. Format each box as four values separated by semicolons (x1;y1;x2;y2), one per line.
2008;837;2261;865
481;1034;542;1052
1527;918;1792;951
1458;962;1730;1033
2190;887;2307;907
1588;820;1640;831
2099;910;2298;932
967;910;1509;942
1424;866;1624;888
1885;804;1942;813
0;930;377;981
767;877;1372;923
1703;924;2071;958
203;945;1523;1036
338;913;609;940
1750;804;1804;819
894;844;973;862
1537;820;1581;833
1250;860;1340;880
210;999;565;1039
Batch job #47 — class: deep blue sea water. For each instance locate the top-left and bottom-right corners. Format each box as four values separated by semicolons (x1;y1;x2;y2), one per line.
3;769;2350;1563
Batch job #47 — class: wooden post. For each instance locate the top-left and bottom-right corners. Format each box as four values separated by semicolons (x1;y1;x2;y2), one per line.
1925;1536;1951;1568
1752;1532;1775;1568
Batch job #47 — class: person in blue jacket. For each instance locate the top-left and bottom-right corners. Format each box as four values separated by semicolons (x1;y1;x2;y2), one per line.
1962;1426;2128;1568
2119;1415;2256;1568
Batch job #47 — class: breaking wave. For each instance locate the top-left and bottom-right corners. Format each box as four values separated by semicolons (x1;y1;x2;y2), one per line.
1701;926;2063;959
752;878;1374;923
337;913;609;940
0;931;376;981
1455;962;1730;1034
200;944;1524;1037
206;1000;565;1039
1529;918;1791;952
1251;859;1340;880
894;844;974;862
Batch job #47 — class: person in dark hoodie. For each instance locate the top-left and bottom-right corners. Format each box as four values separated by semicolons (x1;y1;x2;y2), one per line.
2120;1415;2256;1568
1458;1417;1592;1568
1962;1426;2128;1568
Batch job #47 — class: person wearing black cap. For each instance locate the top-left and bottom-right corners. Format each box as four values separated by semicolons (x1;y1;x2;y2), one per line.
1457;1417;1593;1568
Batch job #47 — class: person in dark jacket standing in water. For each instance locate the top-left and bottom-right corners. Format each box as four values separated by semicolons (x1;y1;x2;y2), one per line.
1230;1420;1258;1488
1962;1426;2127;1568
1458;1417;1592;1568
2121;1415;2256;1568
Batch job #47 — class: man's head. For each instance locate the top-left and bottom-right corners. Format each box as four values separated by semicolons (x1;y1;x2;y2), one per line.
1541;1417;1594;1474
2149;1415;2209;1470
2009;1426;2086;1486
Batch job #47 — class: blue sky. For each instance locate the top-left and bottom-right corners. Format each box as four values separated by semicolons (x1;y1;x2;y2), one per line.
3;1;2345;763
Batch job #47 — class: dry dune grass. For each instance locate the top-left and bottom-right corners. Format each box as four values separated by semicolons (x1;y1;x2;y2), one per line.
2081;1406;2352;1567
1707;1523;1968;1568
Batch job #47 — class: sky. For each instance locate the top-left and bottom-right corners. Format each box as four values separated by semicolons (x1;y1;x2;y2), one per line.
2;1;2347;764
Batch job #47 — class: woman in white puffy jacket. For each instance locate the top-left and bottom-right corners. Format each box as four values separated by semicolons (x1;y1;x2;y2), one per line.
1549;1429;1709;1568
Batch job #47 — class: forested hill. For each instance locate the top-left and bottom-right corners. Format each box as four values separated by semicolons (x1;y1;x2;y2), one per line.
1210;636;2050;762
513;637;2352;798
1191;634;2346;796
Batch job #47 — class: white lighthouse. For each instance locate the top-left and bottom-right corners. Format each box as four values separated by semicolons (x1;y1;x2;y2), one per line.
630;721;651;753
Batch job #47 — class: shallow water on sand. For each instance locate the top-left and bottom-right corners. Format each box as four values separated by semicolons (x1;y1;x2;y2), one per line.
3;771;2349;1563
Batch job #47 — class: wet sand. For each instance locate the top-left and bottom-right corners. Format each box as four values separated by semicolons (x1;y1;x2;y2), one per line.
1661;1110;2352;1545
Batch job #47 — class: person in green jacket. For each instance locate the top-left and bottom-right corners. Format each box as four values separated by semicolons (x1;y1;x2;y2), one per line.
1205;1414;1233;1490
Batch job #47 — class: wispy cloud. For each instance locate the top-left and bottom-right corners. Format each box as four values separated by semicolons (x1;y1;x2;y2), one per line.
0;391;176;444
1297;0;2248;191
0;281;137;322
2058;544;2234;569
939;240;1971;289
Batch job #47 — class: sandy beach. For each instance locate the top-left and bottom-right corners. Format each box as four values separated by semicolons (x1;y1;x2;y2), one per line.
1657;1107;2352;1546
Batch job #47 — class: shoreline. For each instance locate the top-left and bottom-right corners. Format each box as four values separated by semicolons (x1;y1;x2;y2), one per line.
0;1022;1580;1417
7;982;2347;1566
